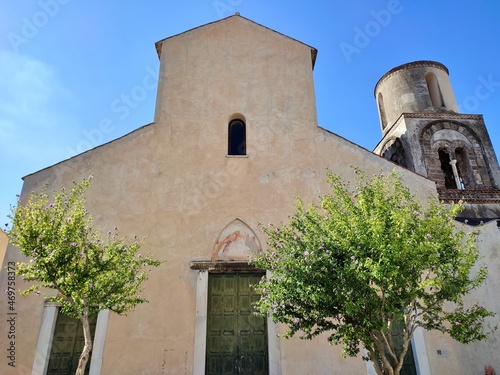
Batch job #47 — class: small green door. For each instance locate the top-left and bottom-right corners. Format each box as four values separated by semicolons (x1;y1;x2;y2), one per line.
47;311;96;375
206;273;268;375
391;320;417;375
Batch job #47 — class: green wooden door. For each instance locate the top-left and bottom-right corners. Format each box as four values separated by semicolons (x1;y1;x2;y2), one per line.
391;320;417;375
47;311;96;375
206;273;268;375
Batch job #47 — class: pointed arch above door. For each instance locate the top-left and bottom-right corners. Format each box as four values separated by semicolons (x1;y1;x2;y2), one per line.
211;219;261;261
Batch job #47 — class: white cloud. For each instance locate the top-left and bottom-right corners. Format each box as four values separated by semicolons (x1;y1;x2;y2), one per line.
0;50;83;224
0;50;77;163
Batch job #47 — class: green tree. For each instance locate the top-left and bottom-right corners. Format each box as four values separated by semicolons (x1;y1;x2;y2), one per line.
7;178;163;375
252;170;494;375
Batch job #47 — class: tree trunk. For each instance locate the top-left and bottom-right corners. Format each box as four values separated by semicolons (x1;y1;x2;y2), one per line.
369;332;396;375
75;306;93;375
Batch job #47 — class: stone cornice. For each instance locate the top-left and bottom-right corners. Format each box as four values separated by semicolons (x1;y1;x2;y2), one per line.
190;260;264;273
400;112;483;121
375;112;485;150
438;189;500;204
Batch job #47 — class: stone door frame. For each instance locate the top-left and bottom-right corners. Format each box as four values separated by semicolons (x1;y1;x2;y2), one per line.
191;261;281;375
32;302;109;375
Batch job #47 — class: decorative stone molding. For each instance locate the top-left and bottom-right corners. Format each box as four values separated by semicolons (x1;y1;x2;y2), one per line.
190;260;263;273
438;189;500;204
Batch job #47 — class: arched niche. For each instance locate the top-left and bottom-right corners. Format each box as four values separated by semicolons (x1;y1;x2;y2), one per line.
211;219;261;261
381;137;407;168
420;121;491;189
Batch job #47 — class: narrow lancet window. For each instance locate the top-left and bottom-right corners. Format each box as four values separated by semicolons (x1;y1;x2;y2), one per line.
455;148;473;189
228;119;246;155
425;72;444;108
378;93;388;130
439;149;457;189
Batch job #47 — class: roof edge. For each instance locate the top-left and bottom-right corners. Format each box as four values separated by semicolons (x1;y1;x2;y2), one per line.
154;13;317;68
22;122;156;181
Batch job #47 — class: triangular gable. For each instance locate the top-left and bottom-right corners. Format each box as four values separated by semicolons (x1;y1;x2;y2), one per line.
155;13;317;69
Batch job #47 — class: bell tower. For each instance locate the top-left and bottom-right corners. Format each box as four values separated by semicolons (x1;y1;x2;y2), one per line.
373;61;500;218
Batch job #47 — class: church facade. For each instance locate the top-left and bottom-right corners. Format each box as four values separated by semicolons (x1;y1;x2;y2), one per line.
1;15;499;375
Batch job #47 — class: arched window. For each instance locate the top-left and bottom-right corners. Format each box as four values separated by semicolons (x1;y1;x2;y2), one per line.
455;147;474;189
378;92;388;130
438;148;457;189
425;72;444;108
228;119;246;155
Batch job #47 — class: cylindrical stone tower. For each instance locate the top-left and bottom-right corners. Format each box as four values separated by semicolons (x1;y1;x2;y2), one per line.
373;60;500;215
374;61;458;134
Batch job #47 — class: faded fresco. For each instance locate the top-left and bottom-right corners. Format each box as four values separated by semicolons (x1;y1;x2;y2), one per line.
212;219;261;261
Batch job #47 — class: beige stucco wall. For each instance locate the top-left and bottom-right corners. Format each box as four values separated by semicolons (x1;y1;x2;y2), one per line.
0;230;8;272
0;15;497;375
422;220;500;375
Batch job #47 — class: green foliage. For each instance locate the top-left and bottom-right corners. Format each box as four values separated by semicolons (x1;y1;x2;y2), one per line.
252;169;494;374
8;177;163;319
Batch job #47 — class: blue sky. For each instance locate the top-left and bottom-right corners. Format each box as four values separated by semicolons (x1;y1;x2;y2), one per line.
1;0;500;226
